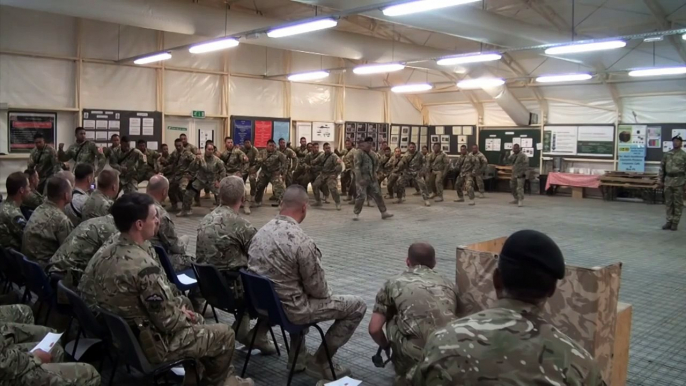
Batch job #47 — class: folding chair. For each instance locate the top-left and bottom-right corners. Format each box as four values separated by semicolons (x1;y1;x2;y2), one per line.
191;263;243;324
153;246;197;293
0;247;26;295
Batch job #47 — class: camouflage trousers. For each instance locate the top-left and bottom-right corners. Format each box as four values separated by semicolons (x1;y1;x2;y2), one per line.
139;166;155;183
510;177;525;201
386;173;400;198
287;295;367;364
169;235;194;271
397;173;429;200
313;173;340;204
427;171;445;198
456;174;475;200
354;180;388;215
387;319;423;381
2;322;66;362
0;304;33;323
184;179;219;210
474;172;485;193
340;170;353;196
169;176;190;207
665;185;684;224
254;172;286;204
242;171;257;198
119;178;139;194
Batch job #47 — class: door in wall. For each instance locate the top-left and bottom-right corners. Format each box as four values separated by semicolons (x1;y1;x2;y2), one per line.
164;117;191;150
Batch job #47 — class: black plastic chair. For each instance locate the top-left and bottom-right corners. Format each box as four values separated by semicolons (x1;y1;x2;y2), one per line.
99;308;199;386
0;247;26;294
191;263;243;324
239;269;336;385
153;246;197;293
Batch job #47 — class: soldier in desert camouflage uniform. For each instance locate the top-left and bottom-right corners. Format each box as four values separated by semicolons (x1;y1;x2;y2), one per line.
278;138;299;187
27;132;60;194
253;139;287;206
249;186;367;381
180;143;226;216
396;142;431;206
109;136;146;194
426;143;449;202
454;144;478;206
410;230;606;386
221;137;251;214
241;140;260;200
370;243;463;385
79;193;252;386
196;176;276;354
158;143;171;177
136;140;161;183
508;143;529;207
58;127;106;175
0;172;31;251
659;135;686;231
312;143;343;210
377;147;393;186
471;144;488;198
21;177;73;269
167;138;195;212
337;140;355;201
103;134;120;160
22;169;44;210
353;137;393;221
80;170;119;221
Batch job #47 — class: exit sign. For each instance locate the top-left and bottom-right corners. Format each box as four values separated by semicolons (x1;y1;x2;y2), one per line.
192;110;205;119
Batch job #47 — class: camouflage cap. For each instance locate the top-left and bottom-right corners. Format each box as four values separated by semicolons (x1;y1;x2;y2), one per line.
499;230;565;280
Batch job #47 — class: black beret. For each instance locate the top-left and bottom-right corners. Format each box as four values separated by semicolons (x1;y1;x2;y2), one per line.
499;230;565;280
672;135;683;141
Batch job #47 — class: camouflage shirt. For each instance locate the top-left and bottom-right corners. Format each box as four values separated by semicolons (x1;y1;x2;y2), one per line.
58;140;106;173
459;153;479;177
189;155;226;184
374;265;462;345
429;151;449;173
241;146;260;173
22;190;44;210
158;153;171;176
220;147;249;175
472;151;488;174
342;148;356;171
411;298;606;386
0;200;27;251
151;200;185;257
278;146;299;172
167;149;195;181
27;145;60;181
48;215;118;282
314;151;342;175
354;150;379;183
139;149;160;178
21;200;74;267
248;215;330;322
660;148;686;187
399;151;425;174
258;150;288;175
196;206;257;271
508;152;529;178
103;145;119;160
0;331;42;383
81;190;113;221
293;145;309;166
109;147;146;185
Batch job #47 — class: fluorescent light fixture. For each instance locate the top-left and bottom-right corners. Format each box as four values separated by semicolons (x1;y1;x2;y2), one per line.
353;63;405;75
643;36;663;43
683;33;685;40
134;52;172;65
536;73;593;83
383;0;480;16
437;52;501;66
628;66;686;77
189;38;239;54
391;83;433;93
457;78;505;89
267;19;337;38
545;40;626;55
287;71;330;82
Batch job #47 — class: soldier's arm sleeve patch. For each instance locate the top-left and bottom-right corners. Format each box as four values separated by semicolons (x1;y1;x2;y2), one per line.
12;215;27;229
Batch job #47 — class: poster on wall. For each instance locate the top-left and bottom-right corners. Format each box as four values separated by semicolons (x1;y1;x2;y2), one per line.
543;126;577;155
254;121;272;148
647;126;661;148
198;128;214;149
618;144;646;172
313;122;334;142
618;125;646;146
233;120;252;145
273;121;290;143
296;122;312;143
8;111;56;153
576;126;614;157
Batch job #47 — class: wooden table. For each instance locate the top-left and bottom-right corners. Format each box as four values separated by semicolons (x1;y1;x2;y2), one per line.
599;172;660;203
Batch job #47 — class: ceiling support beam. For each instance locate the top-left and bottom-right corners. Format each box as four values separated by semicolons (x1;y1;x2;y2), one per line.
519;0;570;33
643;0;686;63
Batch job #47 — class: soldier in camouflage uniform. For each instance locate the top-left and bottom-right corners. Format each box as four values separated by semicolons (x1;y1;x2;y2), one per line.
278;138;299;187
79;193;252;386
312;143;343;210
196;176;276;354
385;148;403;200
167;138;195;212
508;143;529;207
253;139;287;207
22;169;44;210
471;144;488;198
158;143;171;178
0;172;31;251
292;140;312;189
21;177;73;269
27;132;60;194
102;133;120;160
454;144;478;205
337;140;355;201
180;143;226;216
80;169;119;221
221;137;251;214
298;143;319;193
241;139;260;200
426;143;450;202
353;138;393;220
410;230;606;386
48;214;118;286
58;127;106;175
109;136;146;194
377;147;393;186
369;243;463;384
396;143;431;206
136;140;161;183
659;135;686;230
248;186;367;380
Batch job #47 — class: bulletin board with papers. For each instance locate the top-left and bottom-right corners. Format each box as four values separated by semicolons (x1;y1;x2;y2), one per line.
543;125;615;158
427;125;476;155
617;123;686;162
346;121;389;151
479;127;541;167
82;109;162;150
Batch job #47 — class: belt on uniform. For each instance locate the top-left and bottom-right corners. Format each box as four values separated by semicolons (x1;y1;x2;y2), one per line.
667;172;685;177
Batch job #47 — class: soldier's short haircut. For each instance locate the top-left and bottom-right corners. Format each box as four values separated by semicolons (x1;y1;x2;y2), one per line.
97;170;119;189
54;171;75;188
24;168;37;177
180;134;187;138
33;132;45;140
137;140;146;146
300;137;306;141
421;145;428;150
161;143;168;148
408;243;436;268
110;134;119;140
6;171;28;196
174;138;182;144
364;137;374;143
121;136;130;143
147;175;169;193
323;143;330;147
111;193;155;232
267;139;275;145
244;139;251;143
75;127;85;134
461;145;467;149
205;140;213;146
433;142;440;147
281;185;308;209
279;138;285;142
409;142;416;146
219;176;245;206
225;136;231;142
74;163;94;181
205;142;214;150
46;176;71;201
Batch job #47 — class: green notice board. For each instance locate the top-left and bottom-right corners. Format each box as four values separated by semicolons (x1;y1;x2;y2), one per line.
577;140;614;156
478;127;541;167
543;125;615;158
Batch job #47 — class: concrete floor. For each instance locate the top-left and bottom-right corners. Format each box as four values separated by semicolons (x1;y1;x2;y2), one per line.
108;190;683;386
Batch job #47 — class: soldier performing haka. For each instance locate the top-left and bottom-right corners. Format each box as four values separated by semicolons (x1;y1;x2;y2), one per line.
395;142;431;207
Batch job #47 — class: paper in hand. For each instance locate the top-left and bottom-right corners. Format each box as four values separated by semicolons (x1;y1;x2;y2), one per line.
325;376;362;386
31;332;63;353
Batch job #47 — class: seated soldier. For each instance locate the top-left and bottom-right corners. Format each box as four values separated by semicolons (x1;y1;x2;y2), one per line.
0;172;30;251
248;185;367;381
369;243;464;385
81;169;119;221
146;175;193;271
0;304;101;385
64;163;94;226
21;176;74;268
196;176;275;354
411;230;606;386
21;169;44;210
43;170;74;196
78;193;252;386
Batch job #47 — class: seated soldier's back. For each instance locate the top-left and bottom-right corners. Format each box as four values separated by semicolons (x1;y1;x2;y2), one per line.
196;206;256;271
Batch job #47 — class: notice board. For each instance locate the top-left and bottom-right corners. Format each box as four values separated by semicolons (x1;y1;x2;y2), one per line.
617;123;686;162
230;116;291;149
427;125;476;155
388;123;428;153
543;125;615;158
8;111;56;153
345;121;389;151
82;109;162;150
479;127;541;167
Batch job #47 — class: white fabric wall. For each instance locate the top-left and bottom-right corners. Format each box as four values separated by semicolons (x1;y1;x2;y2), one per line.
81;63;157;111
621;95;686;123
291;83;335;121
165;71;222;116
427;104;478;125
0;6;77;56
229;77;284;118
344;89;384;122
390;93;422;124
0;55;75;108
